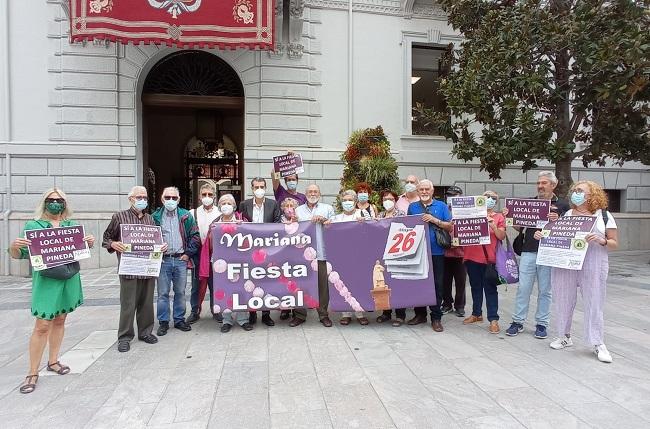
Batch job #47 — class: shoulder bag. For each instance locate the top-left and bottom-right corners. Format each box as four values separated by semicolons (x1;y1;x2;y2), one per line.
481;245;500;285
421;202;452;249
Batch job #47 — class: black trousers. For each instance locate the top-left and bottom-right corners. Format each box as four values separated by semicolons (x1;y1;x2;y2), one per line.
414;255;445;321
442;256;467;310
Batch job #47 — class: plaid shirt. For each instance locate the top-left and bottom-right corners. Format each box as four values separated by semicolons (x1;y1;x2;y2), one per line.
102;207;156;280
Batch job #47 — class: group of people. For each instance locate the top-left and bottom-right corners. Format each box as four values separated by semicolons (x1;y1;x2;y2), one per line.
10;168;618;394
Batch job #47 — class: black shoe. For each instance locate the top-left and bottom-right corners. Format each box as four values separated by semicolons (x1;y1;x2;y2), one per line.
174;321;192;332
249;312;257;324
221;324;232;333
117;341;130;352
138;334;158;344
186;313;200;324
157;322;169;336
213;313;223;323
262;315;275;327
280;310;291;320
455;309;465;317
441;306;453;314
242;323;254;331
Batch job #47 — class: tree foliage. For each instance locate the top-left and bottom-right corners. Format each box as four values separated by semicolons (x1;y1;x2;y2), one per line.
419;0;650;195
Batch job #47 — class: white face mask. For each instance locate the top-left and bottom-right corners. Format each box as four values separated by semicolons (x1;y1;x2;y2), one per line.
405;183;417;193
201;197;214;207
382;200;395;211
307;196;320;204
254;188;266;199
220;204;234;215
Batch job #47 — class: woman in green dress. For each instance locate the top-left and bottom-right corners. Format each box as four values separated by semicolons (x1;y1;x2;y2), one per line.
9;188;95;394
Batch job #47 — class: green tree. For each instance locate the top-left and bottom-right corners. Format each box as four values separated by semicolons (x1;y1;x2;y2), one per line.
340;126;401;206
418;0;650;196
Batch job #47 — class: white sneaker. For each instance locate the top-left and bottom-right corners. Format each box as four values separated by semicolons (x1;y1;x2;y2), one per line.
550;336;573;349
595;344;613;363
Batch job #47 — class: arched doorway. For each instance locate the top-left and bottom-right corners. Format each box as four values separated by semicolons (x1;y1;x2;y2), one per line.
141;51;245;208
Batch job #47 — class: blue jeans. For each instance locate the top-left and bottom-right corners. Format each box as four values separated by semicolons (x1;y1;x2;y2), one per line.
157;257;188;323
465;260;499;322
512;251;552;327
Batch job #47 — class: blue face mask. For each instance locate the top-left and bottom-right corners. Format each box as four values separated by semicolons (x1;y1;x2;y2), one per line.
134;199;148;211
571;192;586;206
164;199;178;211
341;201;356;212
486;197;496;209
357;193;369;203
286;180;298;191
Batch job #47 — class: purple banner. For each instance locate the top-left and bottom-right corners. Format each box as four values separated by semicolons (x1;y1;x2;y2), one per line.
120;224;163;252
542;216;596;238
452;217;491;246
504;198;551;228
323;216;436;312
272;153;304;179
26;225;90;270
211;222;319;312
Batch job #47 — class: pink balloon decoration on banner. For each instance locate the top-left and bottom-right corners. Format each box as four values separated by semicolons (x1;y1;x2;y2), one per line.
252;249;267;264
213;259;227;273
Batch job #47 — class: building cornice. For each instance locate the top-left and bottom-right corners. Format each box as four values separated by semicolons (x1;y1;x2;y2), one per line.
305;0;447;19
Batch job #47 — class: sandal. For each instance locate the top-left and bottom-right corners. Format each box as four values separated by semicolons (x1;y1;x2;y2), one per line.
19;374;38;394
376;314;391;323
47;361;70;375
357;317;369;326
392;319;403;327
339;317;352;326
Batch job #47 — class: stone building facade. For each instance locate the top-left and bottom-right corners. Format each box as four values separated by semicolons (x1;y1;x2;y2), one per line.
1;0;648;274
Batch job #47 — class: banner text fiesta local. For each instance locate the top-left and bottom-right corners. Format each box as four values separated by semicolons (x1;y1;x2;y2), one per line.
210;216;436;312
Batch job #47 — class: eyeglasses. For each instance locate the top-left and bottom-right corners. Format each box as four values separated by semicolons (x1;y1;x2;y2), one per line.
163;196;179;201
200;193;214;197
46;198;65;204
133;196;148;201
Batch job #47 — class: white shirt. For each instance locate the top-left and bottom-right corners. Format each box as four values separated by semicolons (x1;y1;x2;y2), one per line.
331;210;361;223
252;199;265;223
565;209;617;235
191;205;221;241
296;202;335;261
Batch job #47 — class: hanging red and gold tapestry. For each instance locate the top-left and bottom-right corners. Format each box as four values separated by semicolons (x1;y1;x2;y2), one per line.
69;0;274;49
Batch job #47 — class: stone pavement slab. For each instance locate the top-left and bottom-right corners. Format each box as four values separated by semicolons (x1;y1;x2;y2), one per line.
0;251;649;428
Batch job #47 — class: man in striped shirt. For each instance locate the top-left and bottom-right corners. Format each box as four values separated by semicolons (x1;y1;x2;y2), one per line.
102;186;167;353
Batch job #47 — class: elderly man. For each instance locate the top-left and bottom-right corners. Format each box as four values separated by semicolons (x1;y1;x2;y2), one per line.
396;175;420;213
187;183;221;324
152;186;201;336
407;179;453;332
102;186;166;352
504;171;570;339
290;184;335;327
239;177;282;326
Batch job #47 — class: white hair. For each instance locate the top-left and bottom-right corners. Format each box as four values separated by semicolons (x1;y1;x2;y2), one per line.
538;171;558;185
161;186;180;196
128;185;147;198
218;194;236;206
340;189;357;200
418;179;434;189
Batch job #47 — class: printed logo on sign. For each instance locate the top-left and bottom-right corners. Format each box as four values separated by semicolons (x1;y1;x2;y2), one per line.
475;197;486;207
573;239;587;251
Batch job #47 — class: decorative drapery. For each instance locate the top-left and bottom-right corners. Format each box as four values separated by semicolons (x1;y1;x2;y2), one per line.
69;0;274;49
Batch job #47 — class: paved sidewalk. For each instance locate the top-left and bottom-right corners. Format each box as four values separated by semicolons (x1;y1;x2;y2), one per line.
0;251;649;428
